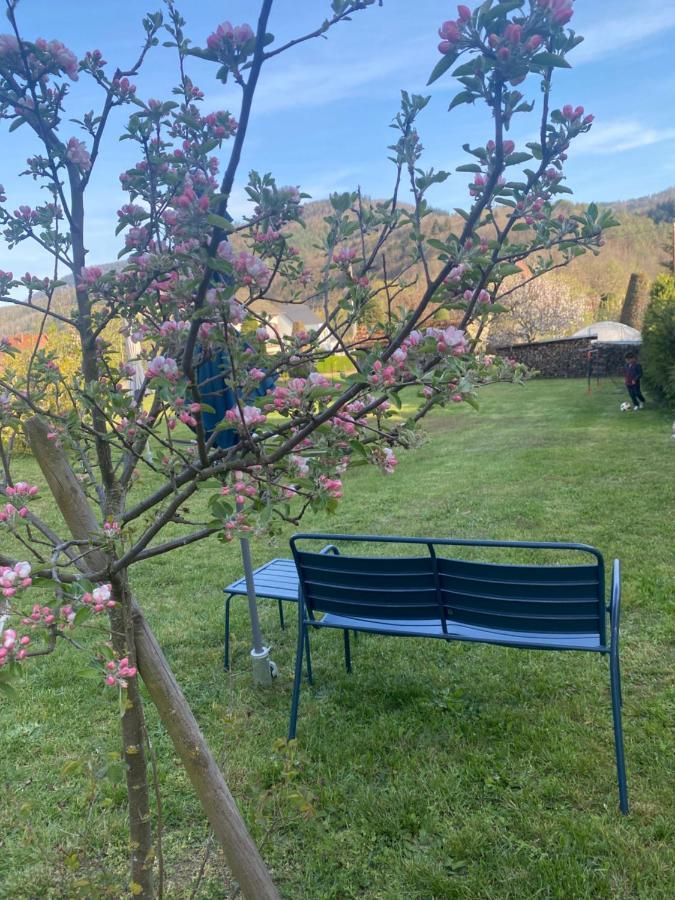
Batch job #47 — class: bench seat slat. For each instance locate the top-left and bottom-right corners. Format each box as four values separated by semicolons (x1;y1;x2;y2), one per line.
316;612;605;651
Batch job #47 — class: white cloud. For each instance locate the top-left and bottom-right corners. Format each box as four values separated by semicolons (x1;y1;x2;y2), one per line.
576;119;675;155
574;5;675;63
229;39;427;114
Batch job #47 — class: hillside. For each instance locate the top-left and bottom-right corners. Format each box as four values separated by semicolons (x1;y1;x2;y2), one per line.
1;190;672;337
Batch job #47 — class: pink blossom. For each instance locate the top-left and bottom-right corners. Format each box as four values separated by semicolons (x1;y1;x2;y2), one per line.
457;6;471;23
6;482;38;498
504;23;522;44
146;355;179;382
319;476;343;499
290;455;310;476
77;266;103;288
66;138;91;172
225;405;267;429
438;20;461;44
0;34;19;57
46;39;79;79
332;246;358;265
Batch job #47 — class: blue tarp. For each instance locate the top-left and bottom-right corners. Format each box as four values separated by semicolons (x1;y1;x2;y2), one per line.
194;349;276;450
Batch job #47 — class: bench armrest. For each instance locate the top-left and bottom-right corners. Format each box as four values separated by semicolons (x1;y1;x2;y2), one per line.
319;544;340;556
610;559;621;653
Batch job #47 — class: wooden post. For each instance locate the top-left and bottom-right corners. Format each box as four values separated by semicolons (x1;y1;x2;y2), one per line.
24;416;280;900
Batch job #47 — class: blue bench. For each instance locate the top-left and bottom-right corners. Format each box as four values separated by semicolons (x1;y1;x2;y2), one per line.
288;533;629;814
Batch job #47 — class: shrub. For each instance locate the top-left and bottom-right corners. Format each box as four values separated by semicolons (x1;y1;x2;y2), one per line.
642;275;675;404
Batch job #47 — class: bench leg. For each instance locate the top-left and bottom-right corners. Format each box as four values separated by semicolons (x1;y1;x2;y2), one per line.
278;598;285;630
304;628;313;684
288;620;306;741
343;629;352;673
223;594;234;670
610;651;629;814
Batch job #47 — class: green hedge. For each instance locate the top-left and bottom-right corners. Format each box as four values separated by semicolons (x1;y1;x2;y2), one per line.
642;274;675;406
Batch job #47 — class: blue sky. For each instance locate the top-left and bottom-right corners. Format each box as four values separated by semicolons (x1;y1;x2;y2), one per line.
2;0;675;277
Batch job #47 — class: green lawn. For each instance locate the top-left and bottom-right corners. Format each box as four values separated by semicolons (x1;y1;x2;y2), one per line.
1;379;674;898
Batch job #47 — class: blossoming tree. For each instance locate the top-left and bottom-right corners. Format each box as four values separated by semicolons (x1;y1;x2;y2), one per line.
0;1;616;896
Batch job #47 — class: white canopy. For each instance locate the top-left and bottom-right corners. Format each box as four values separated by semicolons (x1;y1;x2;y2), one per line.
571;321;641;342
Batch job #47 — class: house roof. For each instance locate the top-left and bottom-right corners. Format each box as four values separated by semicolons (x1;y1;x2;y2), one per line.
253;301;321;326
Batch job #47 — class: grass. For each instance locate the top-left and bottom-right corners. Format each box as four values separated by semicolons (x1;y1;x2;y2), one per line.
1;379;674;898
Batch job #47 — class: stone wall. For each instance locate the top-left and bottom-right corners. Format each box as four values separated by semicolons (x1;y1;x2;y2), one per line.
495;337;641;378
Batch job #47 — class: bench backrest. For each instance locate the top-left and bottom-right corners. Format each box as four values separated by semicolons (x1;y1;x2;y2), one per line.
291;535;606;643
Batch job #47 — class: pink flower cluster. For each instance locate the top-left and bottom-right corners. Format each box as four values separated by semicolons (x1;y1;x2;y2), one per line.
146;355;179;382
76;266;103;288
81;583;116;612
319;475;343;499
217;241;270;287
333;246;357;265
36;37;79;79
437;5;471;54
265;373;334;412
561;104;593;126
0;503;28;524
376;447;397;474
112;76;136;98
1;561;32;598
0;628;30;666
0;34;19;57
225;405;267;429
464;288;492;305
5;482;38;498
66;137;91;172
206;21;254;51
537;0;574;26
105;656;137;688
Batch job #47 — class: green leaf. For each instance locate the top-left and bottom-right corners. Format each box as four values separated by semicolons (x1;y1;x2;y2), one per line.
207;213;233;232
348;439;368;459
452;60;479;78
448;90;475;112
427;238;451;252
504;152;533;166
456;163;483;174
77;668;102;680
73;606;92;627
427;51;459;86
531;52;571;69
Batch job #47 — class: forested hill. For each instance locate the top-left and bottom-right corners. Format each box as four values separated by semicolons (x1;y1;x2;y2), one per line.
1;190;672;337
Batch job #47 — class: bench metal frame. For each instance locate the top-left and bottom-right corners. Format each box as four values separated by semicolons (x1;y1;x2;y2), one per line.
288;533;629;814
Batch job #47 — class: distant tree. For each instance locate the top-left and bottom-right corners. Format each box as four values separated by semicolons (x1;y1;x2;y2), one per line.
642;274;675;405
620;272;650;328
486;278;593;346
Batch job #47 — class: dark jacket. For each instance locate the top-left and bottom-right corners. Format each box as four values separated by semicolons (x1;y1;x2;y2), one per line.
624;361;642;386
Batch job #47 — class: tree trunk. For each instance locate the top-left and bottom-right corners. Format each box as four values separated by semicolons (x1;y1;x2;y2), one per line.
25;418;155;898
25;416;280;900
110;575;156;898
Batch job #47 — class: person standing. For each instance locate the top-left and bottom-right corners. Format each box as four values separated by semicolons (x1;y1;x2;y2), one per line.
624;351;646;410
